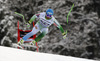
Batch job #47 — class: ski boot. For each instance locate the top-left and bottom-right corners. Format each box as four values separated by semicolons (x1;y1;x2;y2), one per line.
17;39;24;45
29;40;36;46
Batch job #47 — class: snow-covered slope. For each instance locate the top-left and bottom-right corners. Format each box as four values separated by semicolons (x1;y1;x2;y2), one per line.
0;46;95;61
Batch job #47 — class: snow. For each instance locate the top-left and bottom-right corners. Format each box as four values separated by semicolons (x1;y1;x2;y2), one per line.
0;0;3;2
9;16;14;20
0;46;95;61
0;0;7;3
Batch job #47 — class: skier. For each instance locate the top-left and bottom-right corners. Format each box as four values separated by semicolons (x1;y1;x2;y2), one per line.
18;9;67;45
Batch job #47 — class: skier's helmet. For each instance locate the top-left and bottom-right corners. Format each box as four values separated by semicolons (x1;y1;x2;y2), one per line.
46;9;54;15
46;9;54;19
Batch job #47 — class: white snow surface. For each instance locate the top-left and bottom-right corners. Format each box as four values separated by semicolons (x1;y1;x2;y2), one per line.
0;46;95;61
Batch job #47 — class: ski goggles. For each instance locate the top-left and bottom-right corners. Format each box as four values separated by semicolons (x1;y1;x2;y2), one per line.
46;14;52;18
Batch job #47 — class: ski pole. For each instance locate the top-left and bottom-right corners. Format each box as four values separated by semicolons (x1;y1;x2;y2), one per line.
63;4;74;39
67;4;74;23
15;12;27;24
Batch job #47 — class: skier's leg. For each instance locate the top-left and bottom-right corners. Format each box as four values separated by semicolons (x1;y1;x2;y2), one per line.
34;28;48;42
23;25;39;41
18;24;39;44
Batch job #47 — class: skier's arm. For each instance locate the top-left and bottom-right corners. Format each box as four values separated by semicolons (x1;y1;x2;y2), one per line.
53;19;67;39
53;18;64;34
28;14;40;24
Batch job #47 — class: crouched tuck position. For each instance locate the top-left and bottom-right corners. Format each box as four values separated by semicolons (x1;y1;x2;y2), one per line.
18;9;67;45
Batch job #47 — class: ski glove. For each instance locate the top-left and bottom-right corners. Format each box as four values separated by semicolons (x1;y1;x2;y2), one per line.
62;30;67;39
